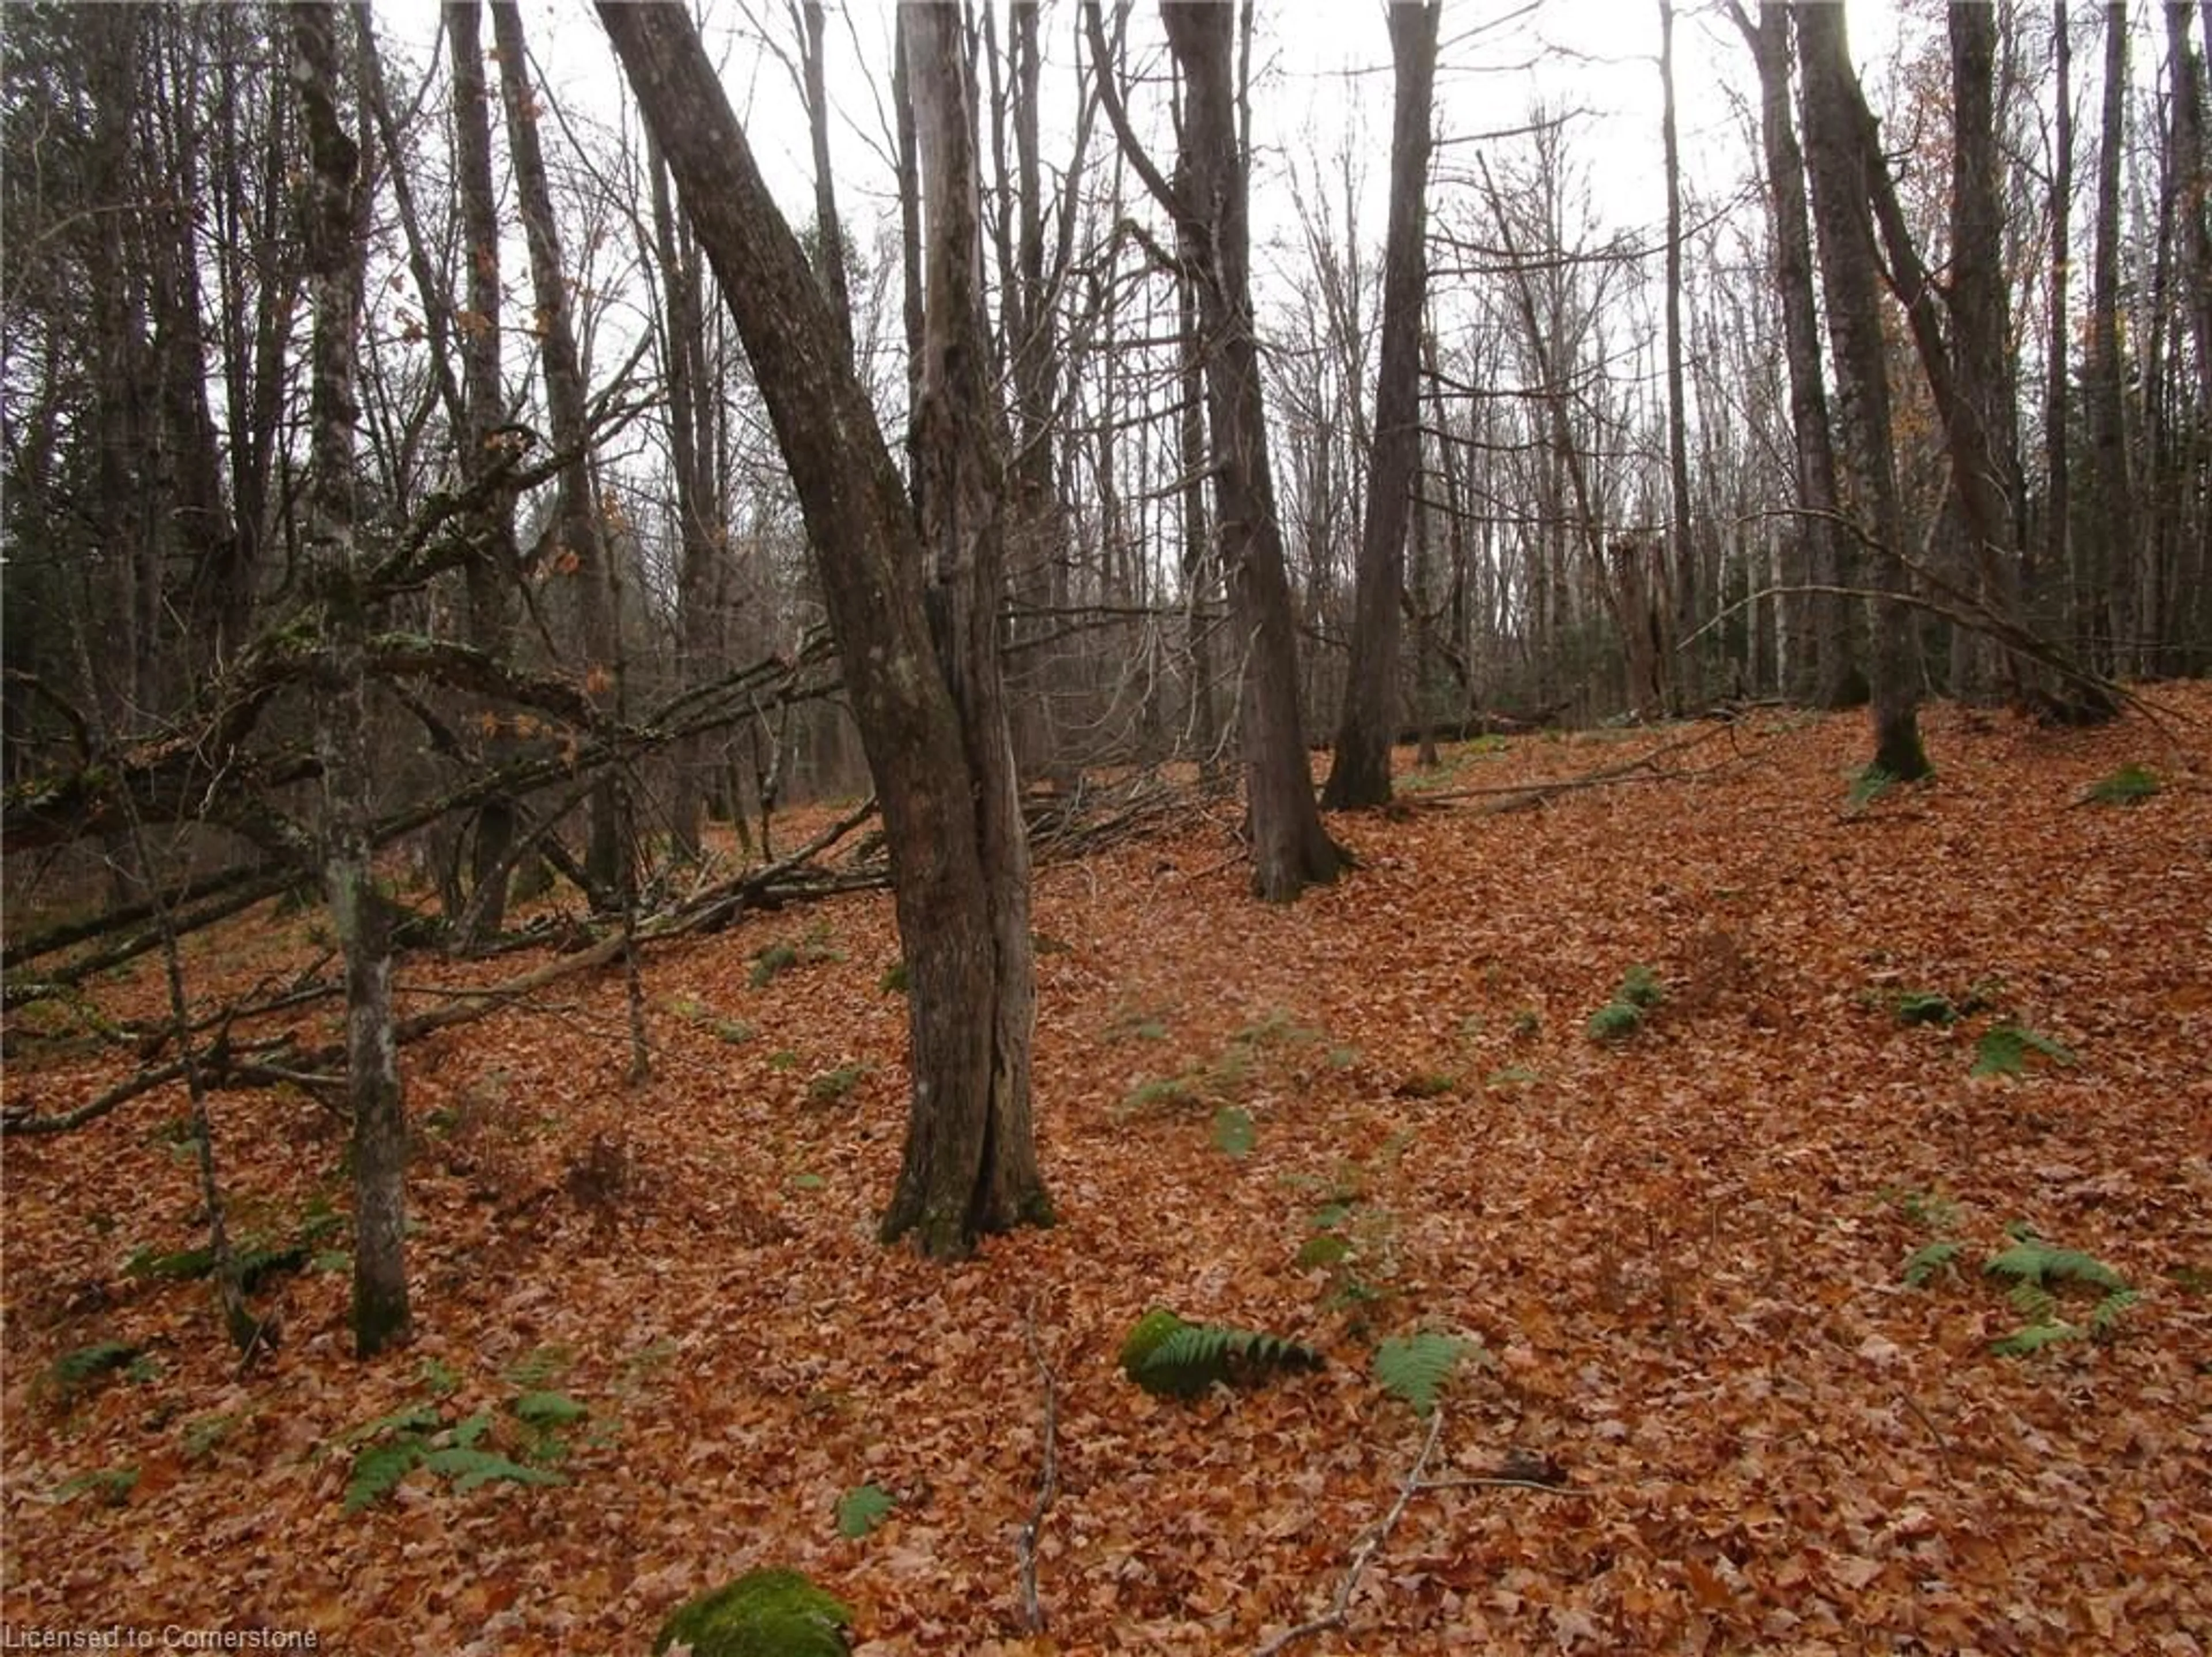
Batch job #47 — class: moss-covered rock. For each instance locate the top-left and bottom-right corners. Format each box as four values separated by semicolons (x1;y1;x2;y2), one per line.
652;1568;853;1657
1118;1306;1190;1383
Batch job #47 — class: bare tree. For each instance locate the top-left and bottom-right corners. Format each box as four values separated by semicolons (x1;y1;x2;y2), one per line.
294;0;410;1356
1087;0;1346;899
1324;0;1440;810
597;2;1051;1259
1795;2;1930;781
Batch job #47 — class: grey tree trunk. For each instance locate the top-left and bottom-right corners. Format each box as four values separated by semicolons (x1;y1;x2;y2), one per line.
888;0;1048;1250
490;1;623;895
1323;0;1438;810
597;1;1050;1259
2044;1;2075;635
446;0;524;940
2088;0;2135;673
1733;1;1856;707
1661;0;1696;710
1794;3;1930;781
293;0;410;1357
1090;0;1345;898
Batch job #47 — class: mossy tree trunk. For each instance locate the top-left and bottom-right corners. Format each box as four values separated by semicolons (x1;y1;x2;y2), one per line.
599;2;1050;1258
293;0;410;1357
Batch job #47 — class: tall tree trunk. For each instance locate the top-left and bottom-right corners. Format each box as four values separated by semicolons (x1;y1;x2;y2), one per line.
887;0;1048;1250
2088;0;2136;674
1733;1;1856;706
1795;2;1930;781
446;0;524;939
598;2;1050;1259
2044;0;2075;637
1090;0;1345;898
490;1;622;894
795;0;852;353
1660;0;1697;710
1323;0;1438;810
293;0;410;1357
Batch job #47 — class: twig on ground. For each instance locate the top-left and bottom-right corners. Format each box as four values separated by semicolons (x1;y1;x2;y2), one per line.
1253;1404;1448;1657
1016;1299;1060;1635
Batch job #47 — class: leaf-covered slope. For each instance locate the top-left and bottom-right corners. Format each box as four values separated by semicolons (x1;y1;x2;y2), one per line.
3;693;2209;1652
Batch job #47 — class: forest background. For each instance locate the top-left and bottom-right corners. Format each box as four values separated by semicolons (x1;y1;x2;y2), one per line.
2;0;2209;1651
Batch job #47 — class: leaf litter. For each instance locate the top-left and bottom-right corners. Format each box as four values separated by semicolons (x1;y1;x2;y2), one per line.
4;693;2210;1652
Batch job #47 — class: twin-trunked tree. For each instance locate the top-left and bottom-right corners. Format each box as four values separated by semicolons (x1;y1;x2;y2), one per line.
598;3;1047;1257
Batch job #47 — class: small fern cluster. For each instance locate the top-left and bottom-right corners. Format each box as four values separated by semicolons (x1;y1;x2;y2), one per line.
1893;1197;2138;1356
1118;1307;1322;1399
340;1365;588;1512
1587;964;1666;1043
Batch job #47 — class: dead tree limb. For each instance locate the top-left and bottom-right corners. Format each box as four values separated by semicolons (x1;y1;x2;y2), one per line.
1017;1299;1060;1635
1253;1405;1448;1657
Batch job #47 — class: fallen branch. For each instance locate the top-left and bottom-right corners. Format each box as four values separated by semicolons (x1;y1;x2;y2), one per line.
1253;1404;1447;1657
1016;1300;1060;1635
1414;721;1738;811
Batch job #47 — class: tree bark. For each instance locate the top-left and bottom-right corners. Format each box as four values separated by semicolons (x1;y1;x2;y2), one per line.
1733;1;1857;707
445;0;525;939
293;0;410;1357
2088;0;2135;674
490;1;623;892
1794;2;1930;781
1660;0;1697;710
1092;0;1346;898
1323;0;1438;810
597;1;1050;1258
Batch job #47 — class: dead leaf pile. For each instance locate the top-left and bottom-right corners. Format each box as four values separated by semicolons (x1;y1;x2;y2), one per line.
5;692;2209;1653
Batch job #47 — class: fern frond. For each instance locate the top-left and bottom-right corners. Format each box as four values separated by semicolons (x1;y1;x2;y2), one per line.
1119;1309;1321;1399
344;1440;427;1511
1902;1240;1964;1287
419;1447;565;1494
1990;1321;2082;1357
1986;1239;2126;1292
1374;1331;1471;1418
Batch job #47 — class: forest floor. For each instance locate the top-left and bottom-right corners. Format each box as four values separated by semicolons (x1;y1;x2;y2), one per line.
3;689;2210;1655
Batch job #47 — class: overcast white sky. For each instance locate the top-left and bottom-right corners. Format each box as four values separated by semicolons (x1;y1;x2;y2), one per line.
495;0;1906;266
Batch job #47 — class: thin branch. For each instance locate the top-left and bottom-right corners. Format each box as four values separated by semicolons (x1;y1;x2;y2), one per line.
1016;1299;1060;1635
1253;1405;1447;1657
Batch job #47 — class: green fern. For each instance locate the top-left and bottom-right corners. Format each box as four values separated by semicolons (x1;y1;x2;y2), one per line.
344;1439;427;1512
1374;1331;1474;1418
420;1446;565;1495
1971;1023;2075;1078
1989;1321;2084;1357
1118;1308;1321;1399
1902;1239;1965;1287
1984;1228;2137;1356
1618;965;1666;1008
1985;1234;2127;1293
41;1340;142;1402
2086;763;2160;805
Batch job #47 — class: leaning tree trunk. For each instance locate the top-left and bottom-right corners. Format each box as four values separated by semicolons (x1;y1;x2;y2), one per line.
598;2;1050;1258
293;0;410;1357
1795;2;1930;781
1323;0;1439;810
1137;1;1346;898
